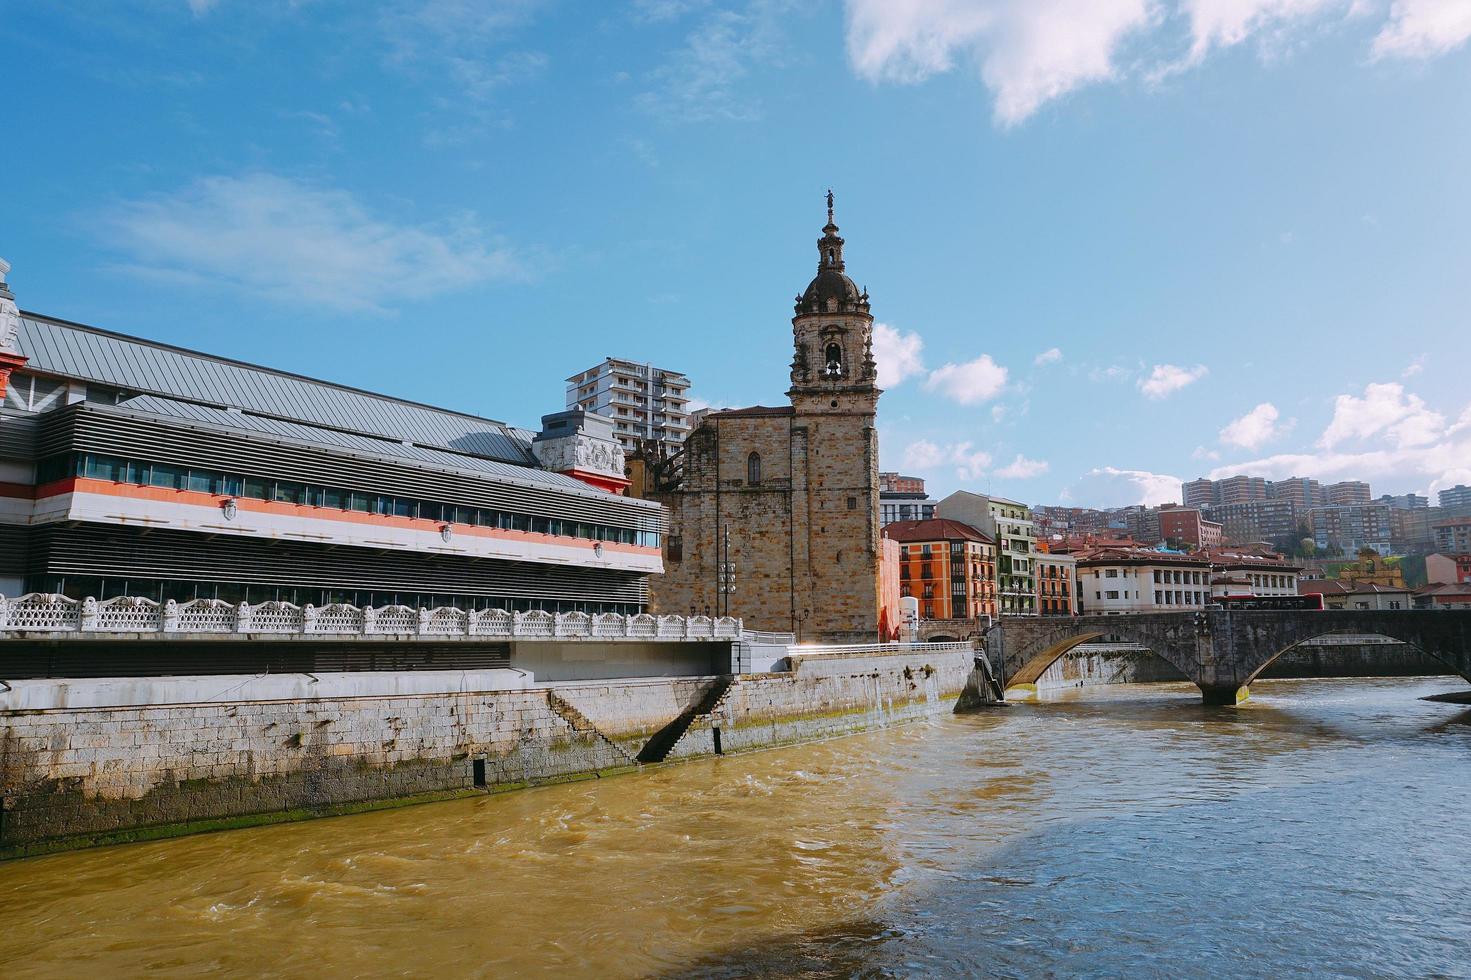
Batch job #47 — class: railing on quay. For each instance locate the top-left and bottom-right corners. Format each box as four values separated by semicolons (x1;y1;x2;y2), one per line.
785;640;976;657
0;593;742;642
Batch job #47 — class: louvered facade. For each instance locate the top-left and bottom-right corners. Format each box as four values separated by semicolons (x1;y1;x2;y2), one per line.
1;311;664;613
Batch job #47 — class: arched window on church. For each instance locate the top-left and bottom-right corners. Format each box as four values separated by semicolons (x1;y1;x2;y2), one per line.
825;343;843;377
747;452;761;486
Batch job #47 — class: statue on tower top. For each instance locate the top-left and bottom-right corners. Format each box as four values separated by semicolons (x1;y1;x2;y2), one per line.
826;188;834;223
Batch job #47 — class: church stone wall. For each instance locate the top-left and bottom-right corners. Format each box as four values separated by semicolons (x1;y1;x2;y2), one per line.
643;203;884;644
650;408;880;643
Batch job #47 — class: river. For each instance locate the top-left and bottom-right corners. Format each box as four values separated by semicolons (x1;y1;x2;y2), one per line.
5;675;1470;978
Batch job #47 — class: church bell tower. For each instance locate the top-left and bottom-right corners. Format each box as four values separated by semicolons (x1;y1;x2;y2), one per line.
789;191;881;414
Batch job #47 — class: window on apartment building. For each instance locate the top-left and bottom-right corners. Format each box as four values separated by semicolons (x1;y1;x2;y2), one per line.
746;452;761;485
1106;569;1118;578
1106;591;1119;600
848;496;858;510
1155;591;1163;604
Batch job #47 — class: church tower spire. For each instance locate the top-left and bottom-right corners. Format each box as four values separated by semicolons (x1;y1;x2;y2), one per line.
790;192;878;400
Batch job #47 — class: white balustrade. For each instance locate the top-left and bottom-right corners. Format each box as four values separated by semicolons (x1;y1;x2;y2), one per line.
0;593;740;642
421;607;468;636
93;596;162;632
556;611;592;638
177;598;237;633
250;601;304;634
372;605;419;634
515;610;555;637
473;609;514;637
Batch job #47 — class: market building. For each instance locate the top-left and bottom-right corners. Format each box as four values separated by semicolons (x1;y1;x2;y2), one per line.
0;261;664;612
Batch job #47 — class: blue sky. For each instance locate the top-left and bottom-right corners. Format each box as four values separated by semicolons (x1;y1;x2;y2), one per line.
5;0;1470;507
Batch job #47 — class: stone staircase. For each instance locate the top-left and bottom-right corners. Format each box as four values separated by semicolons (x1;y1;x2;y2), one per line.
544;691;639;767
636;676;734;763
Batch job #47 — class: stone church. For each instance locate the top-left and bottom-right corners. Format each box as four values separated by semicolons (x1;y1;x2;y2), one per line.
632;197;891;643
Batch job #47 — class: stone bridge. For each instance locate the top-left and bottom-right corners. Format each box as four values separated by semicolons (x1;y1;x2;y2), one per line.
915;618;985;643
987;610;1471;705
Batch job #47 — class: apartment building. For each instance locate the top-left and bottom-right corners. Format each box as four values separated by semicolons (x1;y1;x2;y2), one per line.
1035;551;1078;616
1211;498;1299;548
937;491;1037;615
1439;484;1471;517
1434;516;1471;553
1204;549;1301;598
1159;507;1223;548
566;357;692;454
883;518;998;621
879;472;937;526
1324;481;1372;506
1074;547;1212;614
1311;503;1392;556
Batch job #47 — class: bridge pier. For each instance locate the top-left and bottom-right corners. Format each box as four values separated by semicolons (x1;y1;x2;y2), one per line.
1200;684;1248;706
954;655;1005;712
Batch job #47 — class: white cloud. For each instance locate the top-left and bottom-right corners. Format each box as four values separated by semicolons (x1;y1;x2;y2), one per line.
1182;0;1343;62
639;0;798;122
186;0;218;14
924;353;1009;404
632;0;711;21
871;322;926;387
1139;363;1208;399
1219;401;1289;450
1033;346;1062;366
995;454;1050;478
902;438;993;480
1081;466;1183;506
845;0;1156;125
1211;393;1471;497
902;439;945;469
102;173;526;314
1192;445;1221;461
1373;0;1471;59
1402;354;1426;377
1089;363;1134;383
843;0;1471;125
1318;381;1446;449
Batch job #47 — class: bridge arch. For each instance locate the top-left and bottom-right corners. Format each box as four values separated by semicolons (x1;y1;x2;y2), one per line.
996;615;1204;693
1236;619;1471;690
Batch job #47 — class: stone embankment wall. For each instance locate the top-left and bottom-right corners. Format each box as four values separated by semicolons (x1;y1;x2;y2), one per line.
666;650;969;759
0;648;971;857
1034;640;1443;693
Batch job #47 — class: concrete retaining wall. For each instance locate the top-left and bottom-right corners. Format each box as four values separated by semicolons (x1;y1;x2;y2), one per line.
0;648;971;856
667;649;972;759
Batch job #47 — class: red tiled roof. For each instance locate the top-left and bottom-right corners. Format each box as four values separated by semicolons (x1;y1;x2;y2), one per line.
1301;580;1412;595
883;518;995;545
1416;582;1471;597
1074;546;1210;566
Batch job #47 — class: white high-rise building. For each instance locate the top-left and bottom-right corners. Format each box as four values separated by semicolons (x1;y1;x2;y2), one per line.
566;358;692;454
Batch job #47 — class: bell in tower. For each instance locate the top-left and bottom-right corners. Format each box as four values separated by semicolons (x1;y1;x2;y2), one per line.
789;191;879;401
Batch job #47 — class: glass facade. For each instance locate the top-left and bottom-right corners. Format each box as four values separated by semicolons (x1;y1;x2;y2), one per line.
40;451;661;548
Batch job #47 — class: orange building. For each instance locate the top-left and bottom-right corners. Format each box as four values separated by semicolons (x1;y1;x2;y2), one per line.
883;518;998;621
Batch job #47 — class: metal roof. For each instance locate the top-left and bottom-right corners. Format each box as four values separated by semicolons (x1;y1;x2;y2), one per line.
113;394;607;496
16;313;536;466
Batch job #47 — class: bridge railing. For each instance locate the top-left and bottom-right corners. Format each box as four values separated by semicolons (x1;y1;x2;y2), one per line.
0;594;742;642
